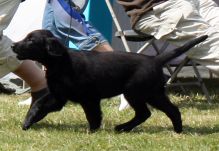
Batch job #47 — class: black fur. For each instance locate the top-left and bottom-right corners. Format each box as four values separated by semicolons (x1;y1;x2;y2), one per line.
12;29;207;132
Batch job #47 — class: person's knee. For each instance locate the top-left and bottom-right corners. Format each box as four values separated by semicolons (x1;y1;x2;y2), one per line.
93;43;114;52
13;60;47;91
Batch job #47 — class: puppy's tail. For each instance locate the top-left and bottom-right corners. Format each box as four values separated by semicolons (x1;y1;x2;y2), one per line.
155;35;208;65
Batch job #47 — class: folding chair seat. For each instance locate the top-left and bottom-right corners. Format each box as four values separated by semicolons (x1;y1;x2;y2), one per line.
115;30;153;42
105;0;211;103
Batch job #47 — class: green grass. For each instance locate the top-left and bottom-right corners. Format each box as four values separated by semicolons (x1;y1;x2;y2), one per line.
0;78;219;151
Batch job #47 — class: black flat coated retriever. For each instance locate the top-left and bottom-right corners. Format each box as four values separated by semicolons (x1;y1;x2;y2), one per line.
12;30;207;133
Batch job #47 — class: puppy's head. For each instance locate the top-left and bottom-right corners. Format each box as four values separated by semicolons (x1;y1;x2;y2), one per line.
12;30;66;63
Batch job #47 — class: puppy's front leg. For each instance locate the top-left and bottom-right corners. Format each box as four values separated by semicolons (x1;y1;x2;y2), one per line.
22;96;49;130
22;94;66;130
80;100;102;132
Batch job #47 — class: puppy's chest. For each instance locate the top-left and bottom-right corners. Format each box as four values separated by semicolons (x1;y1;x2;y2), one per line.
47;77;85;102
47;75;77;94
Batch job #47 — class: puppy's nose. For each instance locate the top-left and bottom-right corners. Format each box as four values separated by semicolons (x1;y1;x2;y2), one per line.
11;44;16;50
11;44;15;49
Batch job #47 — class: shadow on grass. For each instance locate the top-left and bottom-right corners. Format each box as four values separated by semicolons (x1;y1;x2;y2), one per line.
28;121;219;136
111;124;219;135
167;78;219;110
182;124;219;135
168;78;219;95
176;101;219;110
27;122;172;134
29;122;89;133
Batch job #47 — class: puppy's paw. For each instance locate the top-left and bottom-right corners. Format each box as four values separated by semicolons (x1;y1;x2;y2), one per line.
114;125;123;132
89;128;98;133
114;124;132;132
89;125;100;133
174;126;183;133
22;122;31;131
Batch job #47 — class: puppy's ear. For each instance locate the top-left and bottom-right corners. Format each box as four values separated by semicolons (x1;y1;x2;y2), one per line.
46;38;65;57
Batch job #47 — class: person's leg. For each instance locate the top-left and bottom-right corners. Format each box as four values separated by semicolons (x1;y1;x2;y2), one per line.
171;1;219;77
18;1;59;106
92;42;113;52
13;60;46;92
199;0;219;28
15;60;51;106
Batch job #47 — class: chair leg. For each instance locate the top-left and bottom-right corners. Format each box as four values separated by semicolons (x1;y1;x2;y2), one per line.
152;41;187;93
191;60;212;104
166;58;189;94
166;57;211;103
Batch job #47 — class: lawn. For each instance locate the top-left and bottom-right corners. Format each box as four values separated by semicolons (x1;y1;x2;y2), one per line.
0;78;219;151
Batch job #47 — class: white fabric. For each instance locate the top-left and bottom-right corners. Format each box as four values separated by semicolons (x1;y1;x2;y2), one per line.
18;97;32;106
199;0;219;28
135;0;219;76
0;36;21;78
0;0;21;78
0;0;20;31
72;0;88;12
119;94;129;111
4;0;46;42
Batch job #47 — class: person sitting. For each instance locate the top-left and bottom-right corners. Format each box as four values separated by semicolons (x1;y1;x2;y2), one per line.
117;0;219;110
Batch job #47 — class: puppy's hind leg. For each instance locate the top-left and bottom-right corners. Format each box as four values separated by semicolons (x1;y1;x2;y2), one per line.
80;99;102;132
149;93;182;133
115;95;151;132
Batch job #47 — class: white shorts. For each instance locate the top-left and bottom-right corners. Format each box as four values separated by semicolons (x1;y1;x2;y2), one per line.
0;35;22;78
0;0;22;78
135;0;219;76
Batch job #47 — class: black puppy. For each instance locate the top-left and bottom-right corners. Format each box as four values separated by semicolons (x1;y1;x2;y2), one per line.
12;29;207;133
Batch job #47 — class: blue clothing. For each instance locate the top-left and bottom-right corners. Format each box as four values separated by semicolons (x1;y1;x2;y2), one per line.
42;0;108;50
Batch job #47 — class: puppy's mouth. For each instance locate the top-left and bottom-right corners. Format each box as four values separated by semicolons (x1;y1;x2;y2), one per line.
11;47;16;53
12;50;23;60
11;45;19;53
11;45;25;60
16;54;26;60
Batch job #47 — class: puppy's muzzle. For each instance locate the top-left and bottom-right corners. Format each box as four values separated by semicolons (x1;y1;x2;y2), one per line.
11;44;19;53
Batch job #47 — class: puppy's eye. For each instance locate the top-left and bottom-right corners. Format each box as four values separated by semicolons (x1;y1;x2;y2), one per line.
26;38;34;43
